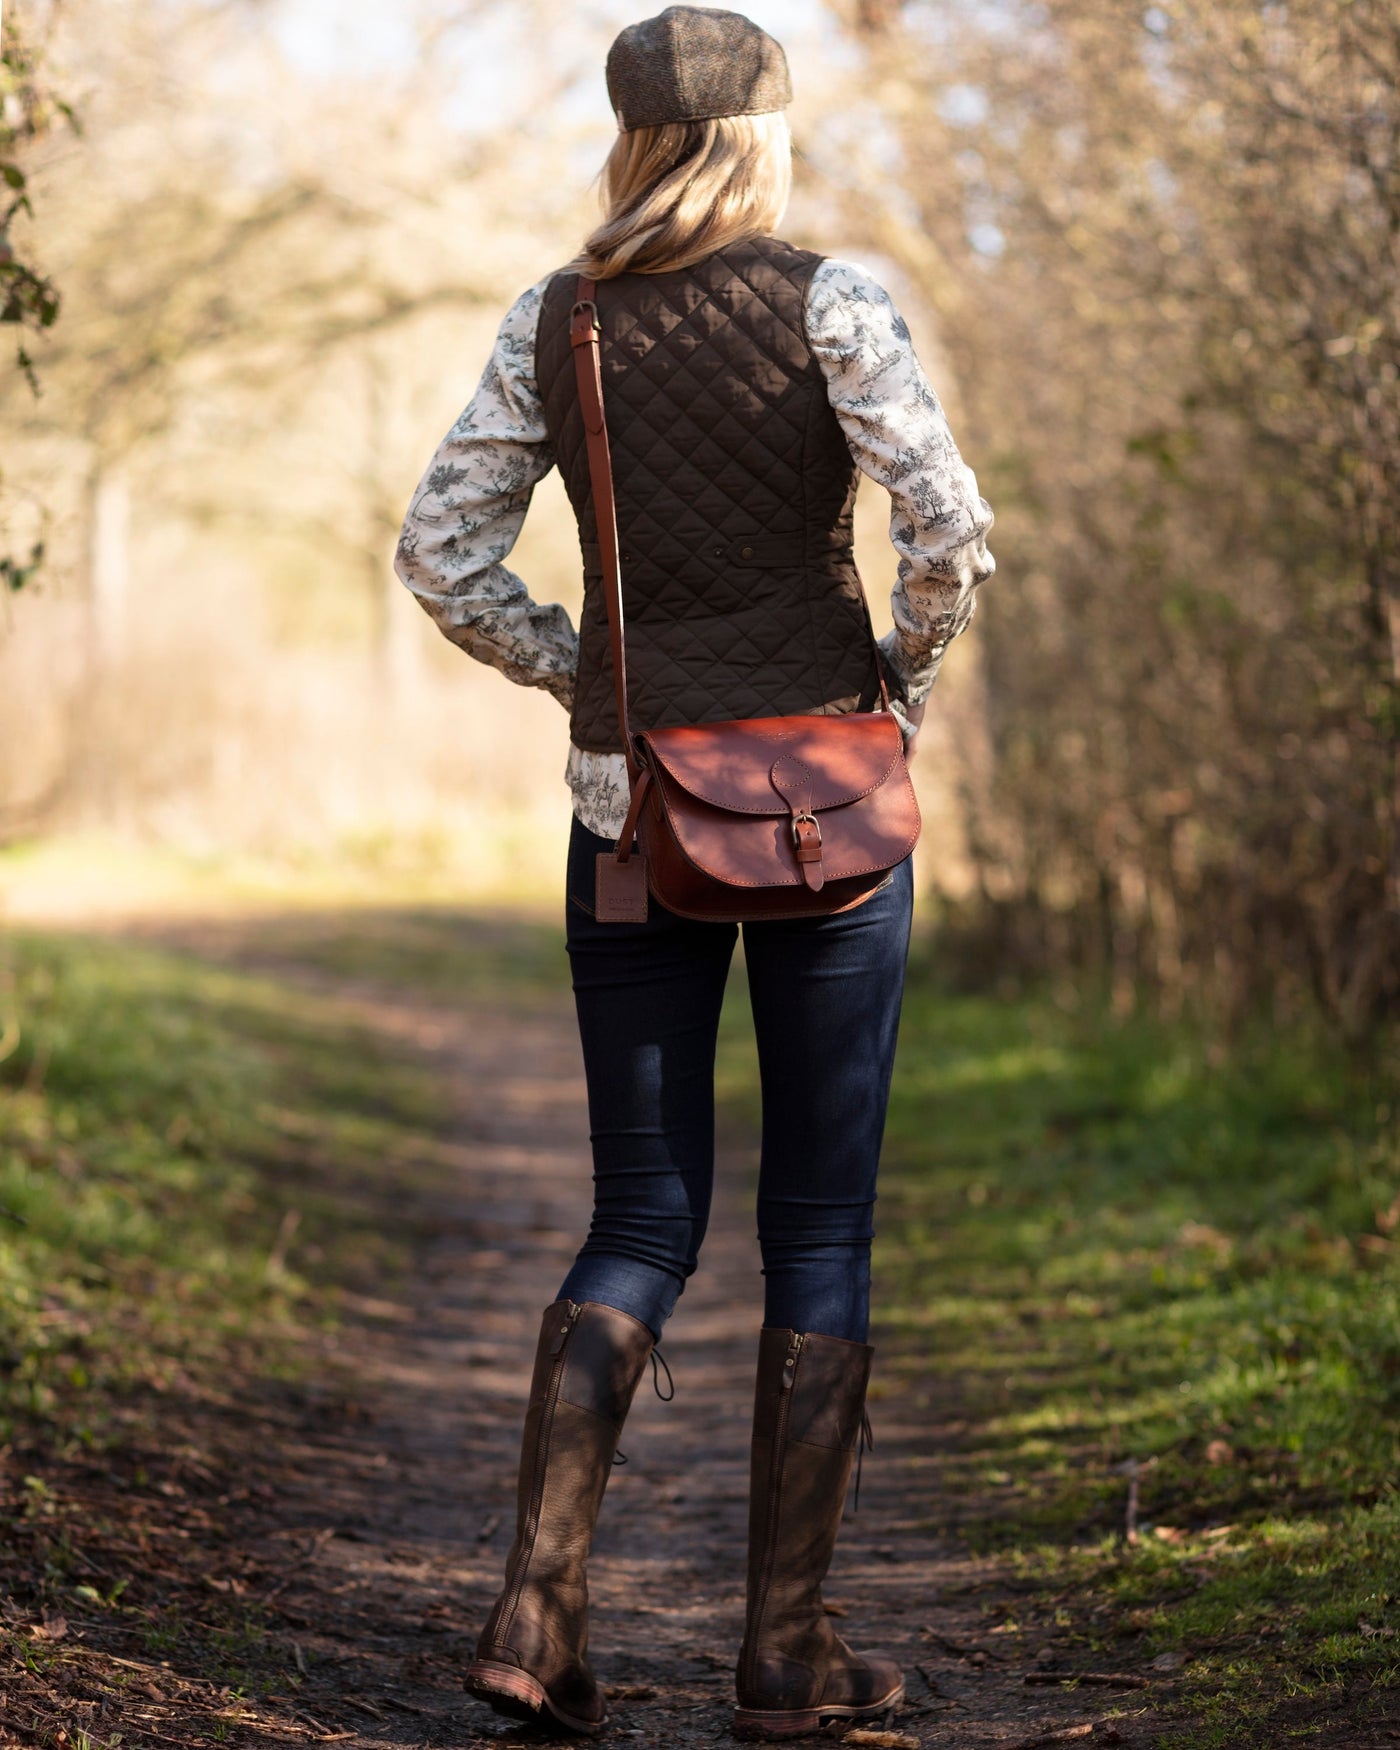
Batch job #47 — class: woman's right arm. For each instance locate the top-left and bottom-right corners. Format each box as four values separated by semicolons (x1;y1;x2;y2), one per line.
806;259;995;720
394;279;579;708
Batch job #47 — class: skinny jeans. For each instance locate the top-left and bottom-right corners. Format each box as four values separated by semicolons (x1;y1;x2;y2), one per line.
557;816;914;1344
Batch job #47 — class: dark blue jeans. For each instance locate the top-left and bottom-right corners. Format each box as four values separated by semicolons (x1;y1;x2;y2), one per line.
557;816;914;1344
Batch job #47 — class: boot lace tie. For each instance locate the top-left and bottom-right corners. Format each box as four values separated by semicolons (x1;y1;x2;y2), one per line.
853;1408;874;1512
649;1345;675;1401
612;1344;675;1466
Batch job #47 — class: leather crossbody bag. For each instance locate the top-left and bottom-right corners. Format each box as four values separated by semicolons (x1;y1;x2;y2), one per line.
570;275;922;925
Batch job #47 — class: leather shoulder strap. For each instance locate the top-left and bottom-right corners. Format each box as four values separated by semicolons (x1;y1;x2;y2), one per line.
569;275;641;785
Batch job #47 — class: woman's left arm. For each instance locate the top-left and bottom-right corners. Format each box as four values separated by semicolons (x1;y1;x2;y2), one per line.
806;259;995;718
394;278;579;708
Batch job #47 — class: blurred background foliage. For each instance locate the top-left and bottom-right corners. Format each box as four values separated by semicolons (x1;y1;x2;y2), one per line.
1;0;1396;1038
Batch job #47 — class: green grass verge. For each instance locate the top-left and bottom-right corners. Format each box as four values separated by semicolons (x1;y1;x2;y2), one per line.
0;925;458;1450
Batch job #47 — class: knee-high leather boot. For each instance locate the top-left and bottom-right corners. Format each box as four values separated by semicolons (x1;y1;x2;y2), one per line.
465;1299;654;1736
735;1327;904;1740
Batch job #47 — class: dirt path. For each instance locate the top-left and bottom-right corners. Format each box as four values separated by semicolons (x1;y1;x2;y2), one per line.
191;920;1159;1750
1;910;1180;1749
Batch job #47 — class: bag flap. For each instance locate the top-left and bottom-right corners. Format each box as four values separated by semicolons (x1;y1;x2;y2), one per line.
637;712;905;815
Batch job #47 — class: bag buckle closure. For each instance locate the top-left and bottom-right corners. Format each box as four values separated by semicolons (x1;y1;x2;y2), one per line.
770;756;827;892
790;810;821;852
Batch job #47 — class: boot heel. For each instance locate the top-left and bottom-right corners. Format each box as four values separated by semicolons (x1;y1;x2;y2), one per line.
465;1658;547;1716
733;1703;823;1739
733;1679;906;1740
465;1658;606;1737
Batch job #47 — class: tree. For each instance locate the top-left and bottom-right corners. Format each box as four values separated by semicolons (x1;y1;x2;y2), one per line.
0;0;594;846
817;0;1399;1032
0;0;75;592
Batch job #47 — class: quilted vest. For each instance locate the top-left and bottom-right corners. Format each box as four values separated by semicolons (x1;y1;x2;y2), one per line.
534;235;882;755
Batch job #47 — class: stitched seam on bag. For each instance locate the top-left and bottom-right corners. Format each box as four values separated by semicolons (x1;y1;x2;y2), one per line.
640;730;902;813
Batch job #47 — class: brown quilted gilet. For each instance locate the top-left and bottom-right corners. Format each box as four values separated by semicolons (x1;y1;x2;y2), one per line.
534;235;882;755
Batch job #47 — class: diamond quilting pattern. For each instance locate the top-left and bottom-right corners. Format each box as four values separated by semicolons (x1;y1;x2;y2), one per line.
536;236;880;754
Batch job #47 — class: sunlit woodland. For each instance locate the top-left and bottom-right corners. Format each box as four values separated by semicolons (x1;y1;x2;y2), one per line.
5;0;1394;1027
1;3;1396;1746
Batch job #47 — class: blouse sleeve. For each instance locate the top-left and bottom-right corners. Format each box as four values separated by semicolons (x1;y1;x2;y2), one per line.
393;278;578;709
805;258;995;707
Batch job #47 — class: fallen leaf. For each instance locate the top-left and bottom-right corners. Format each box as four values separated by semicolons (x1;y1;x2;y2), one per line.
1359;1619;1396;1640
1150;1650;1188;1672
1153;1525;1187;1544
1204;1439;1234;1465
33;1613;67;1641
842;1731;920;1749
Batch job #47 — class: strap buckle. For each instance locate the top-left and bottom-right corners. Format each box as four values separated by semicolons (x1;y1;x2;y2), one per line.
791;811;821;852
570;298;600;345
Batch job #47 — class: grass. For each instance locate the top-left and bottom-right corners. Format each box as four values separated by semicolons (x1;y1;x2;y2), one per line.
0;924;462;1451
737;972;1396;1745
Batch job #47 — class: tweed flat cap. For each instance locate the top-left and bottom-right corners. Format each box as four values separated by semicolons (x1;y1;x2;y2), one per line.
606;6;792;130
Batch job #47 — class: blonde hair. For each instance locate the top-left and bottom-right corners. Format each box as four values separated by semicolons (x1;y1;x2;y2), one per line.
575;111;792;280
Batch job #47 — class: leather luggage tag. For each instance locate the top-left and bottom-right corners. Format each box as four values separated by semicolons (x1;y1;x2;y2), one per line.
595;851;649;923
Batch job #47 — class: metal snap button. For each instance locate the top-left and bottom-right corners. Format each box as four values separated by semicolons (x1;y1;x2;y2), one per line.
740;544;755;559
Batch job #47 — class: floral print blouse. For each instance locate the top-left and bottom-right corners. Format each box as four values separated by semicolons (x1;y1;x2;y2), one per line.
394;256;995;841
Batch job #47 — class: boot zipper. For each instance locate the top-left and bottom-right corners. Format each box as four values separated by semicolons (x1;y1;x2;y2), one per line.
494;1300;581;1645
743;1331;804;1690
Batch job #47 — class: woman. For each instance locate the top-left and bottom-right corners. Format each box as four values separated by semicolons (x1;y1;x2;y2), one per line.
394;6;994;1739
